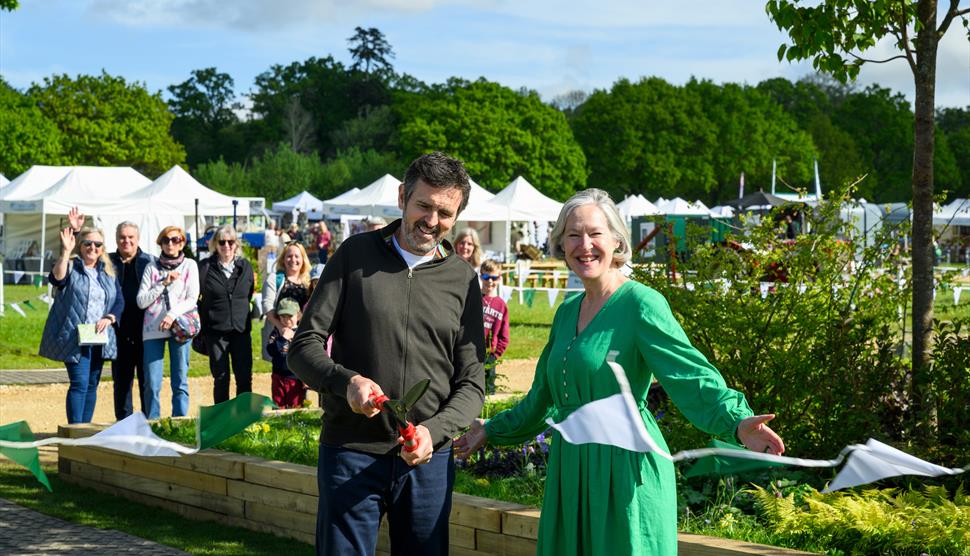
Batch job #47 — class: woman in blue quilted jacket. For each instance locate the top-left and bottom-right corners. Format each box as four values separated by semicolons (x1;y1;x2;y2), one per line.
39;208;124;424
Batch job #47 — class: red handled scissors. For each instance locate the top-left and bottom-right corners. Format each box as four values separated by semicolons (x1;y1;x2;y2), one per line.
370;379;430;453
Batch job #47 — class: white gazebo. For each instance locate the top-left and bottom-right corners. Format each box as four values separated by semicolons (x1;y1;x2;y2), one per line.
617;194;662;221
322;174;403;218
272;191;324;216
458;176;564;258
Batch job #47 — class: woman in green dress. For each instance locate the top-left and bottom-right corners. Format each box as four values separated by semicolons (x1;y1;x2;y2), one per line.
454;188;785;555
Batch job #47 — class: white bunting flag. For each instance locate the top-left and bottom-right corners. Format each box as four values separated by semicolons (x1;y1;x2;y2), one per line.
825;438;965;492
954;287;962;306
547;288;558;307
9;303;26;317
39;294;53;307
759;282;770;299
12;271;25;285
552;270;561;286
499;284;513;303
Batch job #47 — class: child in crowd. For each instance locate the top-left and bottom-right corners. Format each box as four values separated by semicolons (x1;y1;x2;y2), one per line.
266;298;307;408
307;264;325;302
480;259;510;395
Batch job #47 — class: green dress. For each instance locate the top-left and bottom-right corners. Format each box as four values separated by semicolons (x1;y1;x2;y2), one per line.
485;281;753;555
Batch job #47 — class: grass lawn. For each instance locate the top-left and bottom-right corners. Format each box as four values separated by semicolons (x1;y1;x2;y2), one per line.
0;460;313;555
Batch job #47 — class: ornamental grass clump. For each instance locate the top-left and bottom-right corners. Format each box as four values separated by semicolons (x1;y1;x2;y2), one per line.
749;483;970;555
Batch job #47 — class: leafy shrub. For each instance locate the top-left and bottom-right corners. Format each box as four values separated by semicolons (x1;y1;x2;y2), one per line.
749;483;970;555
635;188;914;457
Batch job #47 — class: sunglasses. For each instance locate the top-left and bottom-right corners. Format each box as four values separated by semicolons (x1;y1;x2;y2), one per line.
218;239;236;247
80;240;104;249
160;236;184;246
480;274;501;282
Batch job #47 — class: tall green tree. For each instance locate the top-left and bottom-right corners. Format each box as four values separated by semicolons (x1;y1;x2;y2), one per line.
28;72;185;176
395;78;588;199
571;77;716;201
0;79;67;176
766;0;970;435
347;26;395;76
167;67;241;167
251;56;392;158
684;79;816;202
757;77;868;191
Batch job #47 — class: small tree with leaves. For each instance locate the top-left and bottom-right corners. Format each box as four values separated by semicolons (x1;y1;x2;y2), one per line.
766;0;970;438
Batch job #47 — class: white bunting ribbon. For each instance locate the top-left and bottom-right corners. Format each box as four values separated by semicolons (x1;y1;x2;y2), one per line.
954;287;962;306
547;356;966;491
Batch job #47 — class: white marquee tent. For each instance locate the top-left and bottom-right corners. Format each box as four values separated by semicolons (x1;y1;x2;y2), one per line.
323;174;402;218
617;194;662;220
0;174;8;187
1;166;153;272
458;176;564;257
656;197;711;216
935;198;970;227
272;191;324;215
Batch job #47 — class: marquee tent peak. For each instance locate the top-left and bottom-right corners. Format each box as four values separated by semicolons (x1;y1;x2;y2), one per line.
134;165;249;217
272;190;324;214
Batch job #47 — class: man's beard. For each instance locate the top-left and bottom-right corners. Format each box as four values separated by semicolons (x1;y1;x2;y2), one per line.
402;221;441;254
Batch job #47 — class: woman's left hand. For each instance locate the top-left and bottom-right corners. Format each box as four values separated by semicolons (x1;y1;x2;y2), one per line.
160;315;175;331
737;414;785;455
95;317;112;334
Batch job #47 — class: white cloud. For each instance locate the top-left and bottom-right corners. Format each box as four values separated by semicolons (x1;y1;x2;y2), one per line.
86;0;468;30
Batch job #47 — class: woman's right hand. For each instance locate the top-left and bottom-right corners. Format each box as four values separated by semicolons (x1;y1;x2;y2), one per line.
453;418;488;460
59;227;76;254
162;270;180;286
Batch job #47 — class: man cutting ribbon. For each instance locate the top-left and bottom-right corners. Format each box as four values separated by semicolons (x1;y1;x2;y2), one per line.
288;152;486;556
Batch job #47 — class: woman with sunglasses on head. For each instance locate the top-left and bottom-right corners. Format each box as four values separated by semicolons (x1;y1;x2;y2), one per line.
260;241;311;361
40;207;124;424
479;259;510;395
137;226;199;419
197;225;255;403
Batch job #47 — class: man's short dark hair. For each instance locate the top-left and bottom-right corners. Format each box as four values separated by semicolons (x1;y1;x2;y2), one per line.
403;152;471;214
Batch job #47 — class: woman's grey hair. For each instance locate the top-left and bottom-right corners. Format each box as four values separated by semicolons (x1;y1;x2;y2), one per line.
208;224;239;255
549;188;632;268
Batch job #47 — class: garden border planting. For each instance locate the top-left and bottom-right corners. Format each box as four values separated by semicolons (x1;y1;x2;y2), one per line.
56;422;816;555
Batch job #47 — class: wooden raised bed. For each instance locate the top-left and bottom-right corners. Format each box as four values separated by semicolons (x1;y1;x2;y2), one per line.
56;423;815;555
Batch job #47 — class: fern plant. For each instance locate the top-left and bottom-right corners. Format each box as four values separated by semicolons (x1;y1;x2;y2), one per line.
749;483;970;555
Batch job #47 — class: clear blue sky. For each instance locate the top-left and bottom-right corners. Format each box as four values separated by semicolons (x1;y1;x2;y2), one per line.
1;0;968;108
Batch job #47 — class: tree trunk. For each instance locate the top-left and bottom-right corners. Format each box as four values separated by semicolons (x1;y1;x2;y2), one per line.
910;0;939;436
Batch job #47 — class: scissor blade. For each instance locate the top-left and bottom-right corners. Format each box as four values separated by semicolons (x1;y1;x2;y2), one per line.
402;379;430;411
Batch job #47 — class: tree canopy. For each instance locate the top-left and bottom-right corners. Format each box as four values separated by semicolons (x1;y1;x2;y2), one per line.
0;79;67;176
28;72;185;176
395;78;588;199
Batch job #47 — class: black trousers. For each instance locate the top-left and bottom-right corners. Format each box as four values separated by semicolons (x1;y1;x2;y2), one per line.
206;330;253;404
112;336;145;420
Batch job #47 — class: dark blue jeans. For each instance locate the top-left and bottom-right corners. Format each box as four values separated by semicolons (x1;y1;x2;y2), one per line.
65;346;104;424
316;444;454;556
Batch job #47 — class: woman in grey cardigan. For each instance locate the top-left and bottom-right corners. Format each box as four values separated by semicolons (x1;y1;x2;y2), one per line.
39;211;124;424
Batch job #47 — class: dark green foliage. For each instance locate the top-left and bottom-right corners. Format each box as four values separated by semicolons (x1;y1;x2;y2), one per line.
570;77;814;204
167;67;241;167
394;78;587;199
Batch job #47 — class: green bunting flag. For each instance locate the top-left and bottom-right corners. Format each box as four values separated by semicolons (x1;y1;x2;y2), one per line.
0;421;52;492
33;275;44;287
524;289;535;308
198;393;277;450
